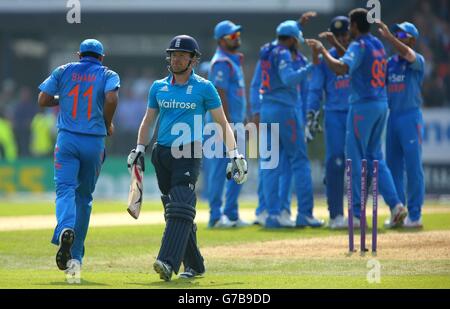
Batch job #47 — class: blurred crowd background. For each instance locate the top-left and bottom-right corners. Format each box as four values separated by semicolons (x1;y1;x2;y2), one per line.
0;0;450;198
0;0;448;160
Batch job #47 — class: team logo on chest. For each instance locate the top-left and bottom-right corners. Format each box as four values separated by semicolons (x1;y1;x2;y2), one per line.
186;85;193;95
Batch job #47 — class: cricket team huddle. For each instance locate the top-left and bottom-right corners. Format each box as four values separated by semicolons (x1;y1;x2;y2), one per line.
37;7;426;282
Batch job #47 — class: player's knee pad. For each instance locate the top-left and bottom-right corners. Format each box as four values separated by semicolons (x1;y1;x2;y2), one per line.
157;186;196;274
161;195;170;221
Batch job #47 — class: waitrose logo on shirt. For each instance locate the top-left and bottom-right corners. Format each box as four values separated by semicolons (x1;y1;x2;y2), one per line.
158;99;197;110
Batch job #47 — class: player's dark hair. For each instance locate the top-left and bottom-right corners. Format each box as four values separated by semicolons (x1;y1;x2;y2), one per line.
349;8;371;34
80;51;102;59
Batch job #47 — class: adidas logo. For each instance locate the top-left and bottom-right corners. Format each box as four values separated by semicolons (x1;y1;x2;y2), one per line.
160;85;169;92
184;171;190;176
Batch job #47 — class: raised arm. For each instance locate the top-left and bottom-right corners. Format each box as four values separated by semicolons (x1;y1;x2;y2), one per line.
377;21;416;63
307;39;349;75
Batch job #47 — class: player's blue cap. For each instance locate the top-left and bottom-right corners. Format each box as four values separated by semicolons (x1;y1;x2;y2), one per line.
276;20;304;43
392;22;419;39
330;16;350;35
214;20;242;40
79;39;105;56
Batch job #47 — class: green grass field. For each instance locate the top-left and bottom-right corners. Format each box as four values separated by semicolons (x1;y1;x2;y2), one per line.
0;199;449;289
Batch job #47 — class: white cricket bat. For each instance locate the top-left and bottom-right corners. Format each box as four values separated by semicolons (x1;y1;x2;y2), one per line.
127;163;144;219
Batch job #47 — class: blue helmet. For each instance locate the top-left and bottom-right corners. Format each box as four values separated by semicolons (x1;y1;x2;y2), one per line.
166;35;201;57
392;22;419;39
79;39;104;56
330;16;350;36
214;20;242;40
276;20;304;43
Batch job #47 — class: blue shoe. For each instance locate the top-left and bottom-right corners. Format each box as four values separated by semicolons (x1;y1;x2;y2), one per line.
296;215;325;228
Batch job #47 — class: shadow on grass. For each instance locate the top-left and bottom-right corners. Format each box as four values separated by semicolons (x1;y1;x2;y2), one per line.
36;280;109;287
129;277;244;288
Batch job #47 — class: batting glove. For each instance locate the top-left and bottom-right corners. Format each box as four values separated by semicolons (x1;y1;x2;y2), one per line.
127;145;146;173
226;149;248;185
305;111;323;143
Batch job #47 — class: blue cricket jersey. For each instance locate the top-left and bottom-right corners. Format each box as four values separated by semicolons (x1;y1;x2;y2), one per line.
208;47;247;123
259;41;312;107
340;34;388;104
249;60;262;116
293;51;310;120
148;72;222;147
387;52;425;113
39;57;120;136
307;48;351;112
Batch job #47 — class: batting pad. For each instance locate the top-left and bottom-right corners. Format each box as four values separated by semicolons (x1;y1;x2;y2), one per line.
157;186;196;274
183;223;205;274
161;194;204;273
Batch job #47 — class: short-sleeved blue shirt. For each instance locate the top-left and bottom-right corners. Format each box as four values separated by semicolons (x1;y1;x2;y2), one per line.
340;34;388;104
148;72;222;147
39;57;120;136
387;52;425;113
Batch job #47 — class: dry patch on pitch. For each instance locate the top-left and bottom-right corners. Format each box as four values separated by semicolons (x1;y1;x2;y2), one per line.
202;231;450;261
0;205;449;231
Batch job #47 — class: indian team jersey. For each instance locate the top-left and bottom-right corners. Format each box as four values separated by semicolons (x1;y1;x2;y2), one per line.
147;72;222;147
259;41;312;107
249;60;262;116
209;48;247;123
307;48;351;112
340;34;388;104
387;52;425;113
38;57;120;136
293;51;310;119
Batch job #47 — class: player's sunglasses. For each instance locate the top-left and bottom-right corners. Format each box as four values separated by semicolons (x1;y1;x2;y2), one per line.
224;32;241;40
395;31;412;39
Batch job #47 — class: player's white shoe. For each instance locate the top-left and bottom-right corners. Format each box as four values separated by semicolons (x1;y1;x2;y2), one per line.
212;215;236;228
65;259;81;284
254;211;268;226
231;218;251;228
351;217;361;229
328;215;348;230
403;216;423;229
384;204;408;228
279;210;296;227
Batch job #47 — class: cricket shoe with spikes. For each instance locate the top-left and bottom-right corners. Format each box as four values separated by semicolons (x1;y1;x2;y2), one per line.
179;266;205;279
56;228;75;271
403;216;423;229
384;204;408;228
153;260;173;282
